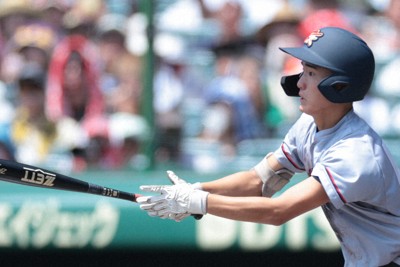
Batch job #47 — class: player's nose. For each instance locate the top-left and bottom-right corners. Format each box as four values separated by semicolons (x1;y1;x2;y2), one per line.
297;72;305;91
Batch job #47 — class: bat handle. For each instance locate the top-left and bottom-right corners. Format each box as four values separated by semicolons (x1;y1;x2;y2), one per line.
87;183;137;202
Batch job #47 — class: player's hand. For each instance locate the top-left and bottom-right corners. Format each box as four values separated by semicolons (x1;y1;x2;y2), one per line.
137;196;190;222
137;190;192;222
137;171;204;222
164;170;201;221
138;183;209;217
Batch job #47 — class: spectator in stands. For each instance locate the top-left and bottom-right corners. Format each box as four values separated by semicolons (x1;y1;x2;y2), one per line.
106;53;142;115
197;0;244;45
108;112;150;169
61;0;103;38
95;13;141;113
82;116;117;170
0;21;57;106
237;55;266;123
37;1;70;37
152;50;186;162
256;1;303;132
105;44;150;169
199;42;267;156
10;62;57;165
0;0;37;54
46;34;104;129
45;34;108;170
297;0;357;39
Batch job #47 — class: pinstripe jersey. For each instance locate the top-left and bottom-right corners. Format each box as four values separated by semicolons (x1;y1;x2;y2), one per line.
274;110;400;267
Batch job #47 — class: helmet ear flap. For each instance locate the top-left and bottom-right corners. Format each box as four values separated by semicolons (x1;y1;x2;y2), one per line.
318;75;352;103
280;73;301;97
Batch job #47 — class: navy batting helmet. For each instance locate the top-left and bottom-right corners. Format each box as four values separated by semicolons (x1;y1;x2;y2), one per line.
279;27;375;103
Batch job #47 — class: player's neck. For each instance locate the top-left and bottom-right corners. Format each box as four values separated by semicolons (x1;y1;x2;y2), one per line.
313;104;353;131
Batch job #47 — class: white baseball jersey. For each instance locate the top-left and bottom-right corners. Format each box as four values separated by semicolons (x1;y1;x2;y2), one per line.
274;110;400;267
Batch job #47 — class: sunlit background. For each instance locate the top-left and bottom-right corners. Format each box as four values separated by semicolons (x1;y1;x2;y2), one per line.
0;0;398;266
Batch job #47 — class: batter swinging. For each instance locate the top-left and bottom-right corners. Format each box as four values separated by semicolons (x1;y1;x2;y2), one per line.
138;27;400;267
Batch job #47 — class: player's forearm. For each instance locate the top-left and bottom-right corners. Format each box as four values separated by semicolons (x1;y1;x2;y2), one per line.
205;194;285;225
201;170;263;197
205;177;329;225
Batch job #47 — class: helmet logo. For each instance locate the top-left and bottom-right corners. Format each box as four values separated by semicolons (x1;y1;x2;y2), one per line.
304;29;324;47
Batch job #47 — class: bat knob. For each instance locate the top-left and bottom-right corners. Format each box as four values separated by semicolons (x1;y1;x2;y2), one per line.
192;214;203;220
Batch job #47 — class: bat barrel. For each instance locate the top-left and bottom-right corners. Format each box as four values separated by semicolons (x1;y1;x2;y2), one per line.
0;159;137;203
0;159;90;192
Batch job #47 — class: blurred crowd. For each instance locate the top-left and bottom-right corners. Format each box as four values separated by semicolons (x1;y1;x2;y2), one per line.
0;0;398;173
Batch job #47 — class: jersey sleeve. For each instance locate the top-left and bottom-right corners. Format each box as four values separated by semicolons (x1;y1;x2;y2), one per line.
311;140;384;209
273;114;313;173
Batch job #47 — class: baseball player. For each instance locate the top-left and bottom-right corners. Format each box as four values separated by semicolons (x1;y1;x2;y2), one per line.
138;27;400;267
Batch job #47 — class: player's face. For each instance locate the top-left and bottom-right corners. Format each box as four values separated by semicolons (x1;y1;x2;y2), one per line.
296;62;334;115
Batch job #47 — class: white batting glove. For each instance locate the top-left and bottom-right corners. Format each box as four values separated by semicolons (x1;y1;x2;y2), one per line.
137;171;205;222
165;170;201;221
137;190;183;220
138;183;209;217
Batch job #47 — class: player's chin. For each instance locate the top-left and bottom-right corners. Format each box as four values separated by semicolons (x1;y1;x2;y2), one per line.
299;105;312;115
299;98;306;109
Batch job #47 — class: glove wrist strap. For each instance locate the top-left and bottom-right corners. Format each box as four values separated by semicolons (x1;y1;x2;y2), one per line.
189;190;209;214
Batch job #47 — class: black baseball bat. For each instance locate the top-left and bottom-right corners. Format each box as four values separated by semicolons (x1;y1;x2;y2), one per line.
0;159;139;202
0;159;202;220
